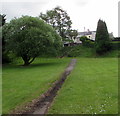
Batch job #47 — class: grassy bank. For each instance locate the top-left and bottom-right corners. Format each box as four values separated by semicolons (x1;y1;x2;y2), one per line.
49;58;118;114
2;58;70;114
62;45;119;58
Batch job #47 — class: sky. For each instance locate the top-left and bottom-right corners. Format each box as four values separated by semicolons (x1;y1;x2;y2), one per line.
1;0;119;37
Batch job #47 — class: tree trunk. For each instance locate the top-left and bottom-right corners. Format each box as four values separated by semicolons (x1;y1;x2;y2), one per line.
22;55;30;66
22;55;36;66
23;60;30;66
23;59;30;66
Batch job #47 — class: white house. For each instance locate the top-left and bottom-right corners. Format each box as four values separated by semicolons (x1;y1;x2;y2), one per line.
77;30;114;41
77;31;96;41
64;30;114;46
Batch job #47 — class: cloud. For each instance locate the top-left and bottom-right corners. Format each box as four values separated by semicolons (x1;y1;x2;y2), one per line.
74;0;89;6
1;1;50;22
1;0;50;2
1;0;119;36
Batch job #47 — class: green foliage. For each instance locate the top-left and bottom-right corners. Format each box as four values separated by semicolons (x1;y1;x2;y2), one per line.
2;51;11;63
67;29;78;40
80;36;94;48
67;48;81;57
60;45;94;57
61;44;119;58
80;36;88;42
40;6;72;40
95;19;111;54
63;38;73;42
111;41;120;50
3;16;62;65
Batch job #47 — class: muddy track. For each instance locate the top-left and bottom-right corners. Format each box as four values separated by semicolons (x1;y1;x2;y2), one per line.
11;59;77;116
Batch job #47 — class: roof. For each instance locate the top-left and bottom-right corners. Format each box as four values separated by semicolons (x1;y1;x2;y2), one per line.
78;31;96;36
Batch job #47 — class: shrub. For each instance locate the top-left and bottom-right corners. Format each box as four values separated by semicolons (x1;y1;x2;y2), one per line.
80;36;94;48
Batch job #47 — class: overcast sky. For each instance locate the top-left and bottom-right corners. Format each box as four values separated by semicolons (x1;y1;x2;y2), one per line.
1;0;119;37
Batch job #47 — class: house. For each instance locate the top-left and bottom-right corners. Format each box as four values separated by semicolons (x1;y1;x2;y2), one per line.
64;29;114;46
77;30;96;41
64;37;82;46
63;30;95;46
77;30;114;41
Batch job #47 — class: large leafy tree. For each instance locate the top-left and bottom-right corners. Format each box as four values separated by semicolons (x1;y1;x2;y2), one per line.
95;19;111;54
40;6;72;40
3;16;62;65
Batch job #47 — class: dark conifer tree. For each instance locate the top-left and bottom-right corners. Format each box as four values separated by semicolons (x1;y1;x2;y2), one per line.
95;19;111;54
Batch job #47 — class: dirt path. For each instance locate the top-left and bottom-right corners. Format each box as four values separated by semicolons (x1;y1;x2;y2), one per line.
32;59;77;115
12;59;77;115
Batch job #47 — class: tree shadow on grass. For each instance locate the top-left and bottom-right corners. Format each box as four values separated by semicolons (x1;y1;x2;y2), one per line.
3;62;62;70
26;62;62;68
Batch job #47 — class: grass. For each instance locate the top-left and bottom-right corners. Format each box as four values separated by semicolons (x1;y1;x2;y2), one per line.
62;45;119;58
48;58;118;114
62;45;95;57
2;57;70;114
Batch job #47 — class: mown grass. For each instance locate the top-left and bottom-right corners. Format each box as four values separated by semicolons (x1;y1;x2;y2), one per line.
49;58;118;114
2;58;70;114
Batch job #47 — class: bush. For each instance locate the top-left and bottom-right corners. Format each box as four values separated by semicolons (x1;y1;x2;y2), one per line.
2;51;17;64
80;36;94;48
2;52;11;64
67;47;80;57
60;45;94;57
111;41;120;50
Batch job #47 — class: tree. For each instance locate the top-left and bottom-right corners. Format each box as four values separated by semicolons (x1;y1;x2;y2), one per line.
80;36;88;43
67;29;78;40
79;36;93;47
39;6;72;40
3;16;62;66
95;19;111;54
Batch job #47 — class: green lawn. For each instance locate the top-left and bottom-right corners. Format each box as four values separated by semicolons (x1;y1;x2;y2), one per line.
48;58;118;114
2;58;70;114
